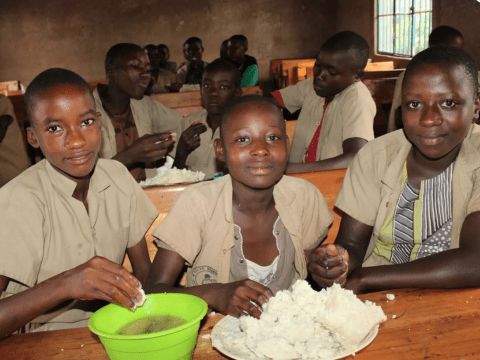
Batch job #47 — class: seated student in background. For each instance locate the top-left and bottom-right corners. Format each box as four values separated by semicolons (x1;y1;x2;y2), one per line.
94;43;181;181
387;25;467;132
145;95;332;318
226;35;258;87
0;69;157;336
0;95;29;187
144;44;178;94
220;39;229;60
157;44;177;73
177;37;209;85
270;31;375;174
170;59;241;180
310;46;480;294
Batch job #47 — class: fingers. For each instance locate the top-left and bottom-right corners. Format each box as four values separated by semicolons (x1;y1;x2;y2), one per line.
309;245;349;288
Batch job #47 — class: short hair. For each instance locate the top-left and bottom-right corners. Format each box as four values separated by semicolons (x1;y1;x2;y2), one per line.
105;43;143;68
184;37;203;47
429;26;464;47
404;45;478;95
220;95;283;138
321;31;370;69
230;34;248;47
157;44;169;52
25;68;93;124
204;58;242;88
143;44;157;52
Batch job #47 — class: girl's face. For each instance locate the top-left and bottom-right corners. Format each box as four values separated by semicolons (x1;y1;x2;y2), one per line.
402;62;480;162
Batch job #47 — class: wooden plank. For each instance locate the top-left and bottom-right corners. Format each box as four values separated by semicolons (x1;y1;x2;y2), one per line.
365;61;394;71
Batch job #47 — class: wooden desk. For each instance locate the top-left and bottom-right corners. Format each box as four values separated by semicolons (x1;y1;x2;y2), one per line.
2;287;480;359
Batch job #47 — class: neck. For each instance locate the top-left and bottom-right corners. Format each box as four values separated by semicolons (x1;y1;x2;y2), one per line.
206;113;221;135
232;181;276;215
72;178;90;203
99;83;131;115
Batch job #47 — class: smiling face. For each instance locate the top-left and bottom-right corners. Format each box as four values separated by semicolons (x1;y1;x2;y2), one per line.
215;102;288;190
201;69;240;116
108;49;151;100
402;62;480;162
313;47;361;99
27;85;102;181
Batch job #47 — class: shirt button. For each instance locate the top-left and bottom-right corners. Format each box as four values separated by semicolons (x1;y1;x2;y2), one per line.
316;122;320;125
234;235;239;240
240;259;244;264
275;231;280;235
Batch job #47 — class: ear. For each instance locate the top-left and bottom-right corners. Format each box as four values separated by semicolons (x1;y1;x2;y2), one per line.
27;126;40;149
355;69;365;81
106;61;114;76
473;93;480;123
214;138;226;162
96;112;103;130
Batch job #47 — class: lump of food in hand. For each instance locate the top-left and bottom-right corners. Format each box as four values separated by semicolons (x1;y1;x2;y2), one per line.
213;280;386;360
133;289;146;309
117;315;187;335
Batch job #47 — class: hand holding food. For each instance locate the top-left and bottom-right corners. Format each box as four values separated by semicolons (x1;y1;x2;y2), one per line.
308;244;349;288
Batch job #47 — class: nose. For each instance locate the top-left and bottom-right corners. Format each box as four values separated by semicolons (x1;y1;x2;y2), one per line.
65;128;86;150
251;139;269;156
420;104;443;127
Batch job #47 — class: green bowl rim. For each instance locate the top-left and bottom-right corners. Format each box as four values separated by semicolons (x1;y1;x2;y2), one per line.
88;293;208;340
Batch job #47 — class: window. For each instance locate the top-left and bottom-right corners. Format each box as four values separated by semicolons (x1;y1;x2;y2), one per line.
377;0;433;57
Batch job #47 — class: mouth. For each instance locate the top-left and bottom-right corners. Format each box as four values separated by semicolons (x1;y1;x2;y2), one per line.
137;80;150;89
65;152;94;164
419;134;447;146
313;82;325;93
247;164;274;175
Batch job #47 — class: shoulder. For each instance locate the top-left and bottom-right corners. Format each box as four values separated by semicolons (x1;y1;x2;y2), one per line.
276;175;323;202
94;159;138;196
339;81;374;102
0;95;14;114
182;109;207;125
245;55;258;65
356;130;408;165
179;176;229;201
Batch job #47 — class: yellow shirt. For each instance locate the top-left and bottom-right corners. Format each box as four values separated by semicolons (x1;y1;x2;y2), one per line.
335;125;480;267
0;159;158;331
0;95;29;187
153;175;333;288
280;79;376;162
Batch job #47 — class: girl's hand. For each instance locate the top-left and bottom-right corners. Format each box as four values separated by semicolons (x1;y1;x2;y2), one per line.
212;280;273;319
308;244;349;288
58;256;144;310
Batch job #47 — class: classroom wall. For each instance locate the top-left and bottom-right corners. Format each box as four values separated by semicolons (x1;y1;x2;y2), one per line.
336;0;480;69
0;0;336;87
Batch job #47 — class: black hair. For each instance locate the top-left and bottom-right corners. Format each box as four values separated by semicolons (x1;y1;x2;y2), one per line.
404;45;478;95
105;43;144;68
204;58;242;88
429;26;464;47
157;44;169;52
184;37;203;46
321;31;370;69
220;94;283;138
220;39;229;59
25;68;93;124
230;34;248;47
143;44;157;52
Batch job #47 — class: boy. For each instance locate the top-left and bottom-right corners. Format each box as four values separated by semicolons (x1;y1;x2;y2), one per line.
387;25;467;132
145;95;333;319
94;43;181;181
0;68;157;336
177;37;209;85
0;95;29;187
270;31;375;174
144;44;178;94
310;46;480;294
157;44;178;74
227;35;258;87
170;59;241;179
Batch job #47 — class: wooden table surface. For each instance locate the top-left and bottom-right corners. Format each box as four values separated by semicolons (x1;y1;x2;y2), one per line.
1;287;480;360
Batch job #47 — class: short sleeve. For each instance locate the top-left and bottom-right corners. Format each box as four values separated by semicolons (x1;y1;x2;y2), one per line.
241;65;259;87
466;170;480;216
0;186;45;287
147;97;183;134
151;188;203;265
340;84;376;142
335;149;382;226
279;79;312;114
300;182;334;250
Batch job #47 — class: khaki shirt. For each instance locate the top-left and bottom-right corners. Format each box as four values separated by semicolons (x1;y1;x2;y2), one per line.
280;79;376;162
0;159;158;331
0;95;29;187
335;125;480;267
153;175;333;289
169;109;220;180
93;87;183;178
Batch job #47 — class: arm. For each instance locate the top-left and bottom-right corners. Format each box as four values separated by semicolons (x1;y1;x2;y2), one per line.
0;115;13;144
0;257;144;339
145;246;273;318
285;137;367;174
126;237;151;286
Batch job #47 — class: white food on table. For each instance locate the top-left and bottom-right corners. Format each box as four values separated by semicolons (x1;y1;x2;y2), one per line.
386;293;395;300
212;280;386;360
140;168;206;187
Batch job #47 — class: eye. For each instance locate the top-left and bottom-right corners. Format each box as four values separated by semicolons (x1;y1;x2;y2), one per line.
267;134;280;141
235;136;249;143
327;69;337;76
442;100;457;108
82;118;95;126
407;101;421;109
220;85;229;90
202;83;211;88
47;125;61;133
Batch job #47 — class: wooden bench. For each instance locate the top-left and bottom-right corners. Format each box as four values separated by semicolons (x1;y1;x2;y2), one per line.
124;169;346;271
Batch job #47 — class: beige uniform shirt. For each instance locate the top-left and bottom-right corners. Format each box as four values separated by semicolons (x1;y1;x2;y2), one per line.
169;109;220;180
0;95;29;187
280;79;376;163
93;88;183;178
335;125;480;267
153;175;333;289
0;159;158;331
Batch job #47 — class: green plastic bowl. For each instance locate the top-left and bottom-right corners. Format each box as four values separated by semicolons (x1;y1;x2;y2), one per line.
88;293;208;360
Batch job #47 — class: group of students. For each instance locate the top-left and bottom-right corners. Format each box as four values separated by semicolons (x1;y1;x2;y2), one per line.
1;25;480;338
142;34;259;95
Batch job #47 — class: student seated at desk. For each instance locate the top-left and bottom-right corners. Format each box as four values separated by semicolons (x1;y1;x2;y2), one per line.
310;46;480;294
170;59;241;179
144;44;178;94
227;35;259;87
94;43;181;181
146;95;332;318
0;69;158;337
387;25;467;132
270;31;375;174
0;95;29;187
177;37;209;85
